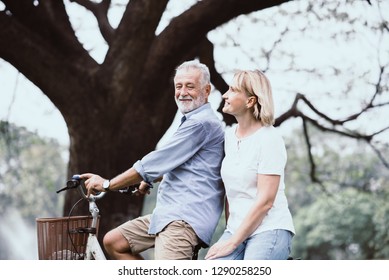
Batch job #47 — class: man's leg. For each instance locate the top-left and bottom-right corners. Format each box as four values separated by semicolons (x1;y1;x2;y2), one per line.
103;228;143;260
155;220;199;260
103;214;155;260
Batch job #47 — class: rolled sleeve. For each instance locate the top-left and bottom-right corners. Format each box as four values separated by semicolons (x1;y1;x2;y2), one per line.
133;160;151;183
133;120;207;183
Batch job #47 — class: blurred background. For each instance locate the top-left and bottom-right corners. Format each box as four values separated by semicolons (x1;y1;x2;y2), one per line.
1;0;388;260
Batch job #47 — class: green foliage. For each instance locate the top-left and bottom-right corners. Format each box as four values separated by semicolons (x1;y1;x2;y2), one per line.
372;193;389;259
0;121;66;223
284;124;389;211
291;188;389;259
284;125;389;259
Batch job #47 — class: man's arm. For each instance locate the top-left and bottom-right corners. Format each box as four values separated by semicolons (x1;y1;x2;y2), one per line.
81;119;206;196
80;167;143;196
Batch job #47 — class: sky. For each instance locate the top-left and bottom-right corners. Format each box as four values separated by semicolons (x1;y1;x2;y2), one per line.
1;0;388;148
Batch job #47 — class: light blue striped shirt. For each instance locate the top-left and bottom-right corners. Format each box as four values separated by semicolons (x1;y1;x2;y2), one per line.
133;103;225;245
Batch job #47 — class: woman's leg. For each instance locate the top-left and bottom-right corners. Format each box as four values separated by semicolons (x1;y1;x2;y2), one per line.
243;229;293;260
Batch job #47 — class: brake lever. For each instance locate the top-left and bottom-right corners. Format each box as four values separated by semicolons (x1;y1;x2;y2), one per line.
56;185;69;193
56;174;82;193
131;183;153;195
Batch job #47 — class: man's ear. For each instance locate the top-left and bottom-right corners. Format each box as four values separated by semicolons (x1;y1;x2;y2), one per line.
205;84;211;97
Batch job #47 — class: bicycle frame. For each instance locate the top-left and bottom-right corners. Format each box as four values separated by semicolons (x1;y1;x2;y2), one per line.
76;179;107;260
53;175;108;260
84;196;106;259
54;175;149;260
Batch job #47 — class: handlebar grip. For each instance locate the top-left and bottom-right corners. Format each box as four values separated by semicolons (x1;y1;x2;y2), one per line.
57;174;106;201
73;176;105;200
75;175;106;201
57;175;81;193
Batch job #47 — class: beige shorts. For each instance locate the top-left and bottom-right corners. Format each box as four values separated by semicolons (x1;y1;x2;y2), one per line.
118;214;200;260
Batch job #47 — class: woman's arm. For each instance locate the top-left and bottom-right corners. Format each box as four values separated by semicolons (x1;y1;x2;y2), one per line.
228;174;280;245
205;174;280;259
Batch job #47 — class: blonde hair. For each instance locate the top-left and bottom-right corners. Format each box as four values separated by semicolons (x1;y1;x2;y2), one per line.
232;69;275;126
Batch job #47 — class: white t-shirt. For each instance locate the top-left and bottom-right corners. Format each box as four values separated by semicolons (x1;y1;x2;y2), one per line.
221;124;295;236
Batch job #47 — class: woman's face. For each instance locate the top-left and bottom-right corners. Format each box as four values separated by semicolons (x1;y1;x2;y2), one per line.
222;84;251;117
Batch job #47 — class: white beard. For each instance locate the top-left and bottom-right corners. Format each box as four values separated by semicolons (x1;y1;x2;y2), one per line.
176;94;207;113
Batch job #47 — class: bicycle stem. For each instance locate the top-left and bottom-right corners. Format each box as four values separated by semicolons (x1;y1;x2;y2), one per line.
89;200;100;229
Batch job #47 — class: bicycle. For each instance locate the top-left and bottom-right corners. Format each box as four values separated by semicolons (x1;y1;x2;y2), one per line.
36;174;108;260
36;175;203;260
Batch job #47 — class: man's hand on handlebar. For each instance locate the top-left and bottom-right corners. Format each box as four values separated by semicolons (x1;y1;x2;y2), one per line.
80;173;105;197
79;172;153;197
132;181;152;196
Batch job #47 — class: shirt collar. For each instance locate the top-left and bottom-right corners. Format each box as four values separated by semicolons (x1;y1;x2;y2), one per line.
182;102;211;120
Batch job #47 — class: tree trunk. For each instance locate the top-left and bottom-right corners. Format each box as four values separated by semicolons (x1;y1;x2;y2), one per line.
62;87;174;250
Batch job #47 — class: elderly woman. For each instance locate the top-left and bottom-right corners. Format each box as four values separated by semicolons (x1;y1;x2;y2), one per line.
205;69;295;260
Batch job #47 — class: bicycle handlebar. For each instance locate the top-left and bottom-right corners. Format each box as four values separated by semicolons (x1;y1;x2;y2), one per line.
57;174;106;201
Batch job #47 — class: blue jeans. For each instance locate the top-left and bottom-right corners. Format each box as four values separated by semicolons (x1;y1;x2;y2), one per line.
213;229;293;260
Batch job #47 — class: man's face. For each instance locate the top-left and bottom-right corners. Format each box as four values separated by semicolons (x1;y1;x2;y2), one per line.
174;68;209;113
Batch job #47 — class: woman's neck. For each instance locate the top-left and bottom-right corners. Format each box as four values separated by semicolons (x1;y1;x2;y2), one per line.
235;114;262;139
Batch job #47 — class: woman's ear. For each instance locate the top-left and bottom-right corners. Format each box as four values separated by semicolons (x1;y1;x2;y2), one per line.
246;96;257;108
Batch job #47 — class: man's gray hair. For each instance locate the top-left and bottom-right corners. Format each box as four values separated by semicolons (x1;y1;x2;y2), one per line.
176;60;211;87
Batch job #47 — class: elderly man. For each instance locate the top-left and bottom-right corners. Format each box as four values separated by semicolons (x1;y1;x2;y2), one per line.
81;60;224;260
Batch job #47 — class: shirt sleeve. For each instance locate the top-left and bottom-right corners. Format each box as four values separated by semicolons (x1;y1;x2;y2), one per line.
257;129;287;175
133;119;208;183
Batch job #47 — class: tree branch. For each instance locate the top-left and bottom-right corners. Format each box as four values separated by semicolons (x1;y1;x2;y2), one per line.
142;0;292;102
3;0;90;59
195;37;236;125
99;0;169;105
275;90;389;169
70;0;115;44
336;66;385;124
368;142;389;169
302;117;330;194
0;11;97;116
277;89;387;142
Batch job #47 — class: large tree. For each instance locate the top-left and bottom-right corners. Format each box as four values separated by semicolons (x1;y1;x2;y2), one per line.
1;0;388;253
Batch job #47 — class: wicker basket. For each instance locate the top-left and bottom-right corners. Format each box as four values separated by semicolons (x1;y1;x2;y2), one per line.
36;216;99;260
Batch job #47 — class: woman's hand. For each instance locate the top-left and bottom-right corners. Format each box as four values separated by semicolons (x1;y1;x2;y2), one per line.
205;239;237;260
